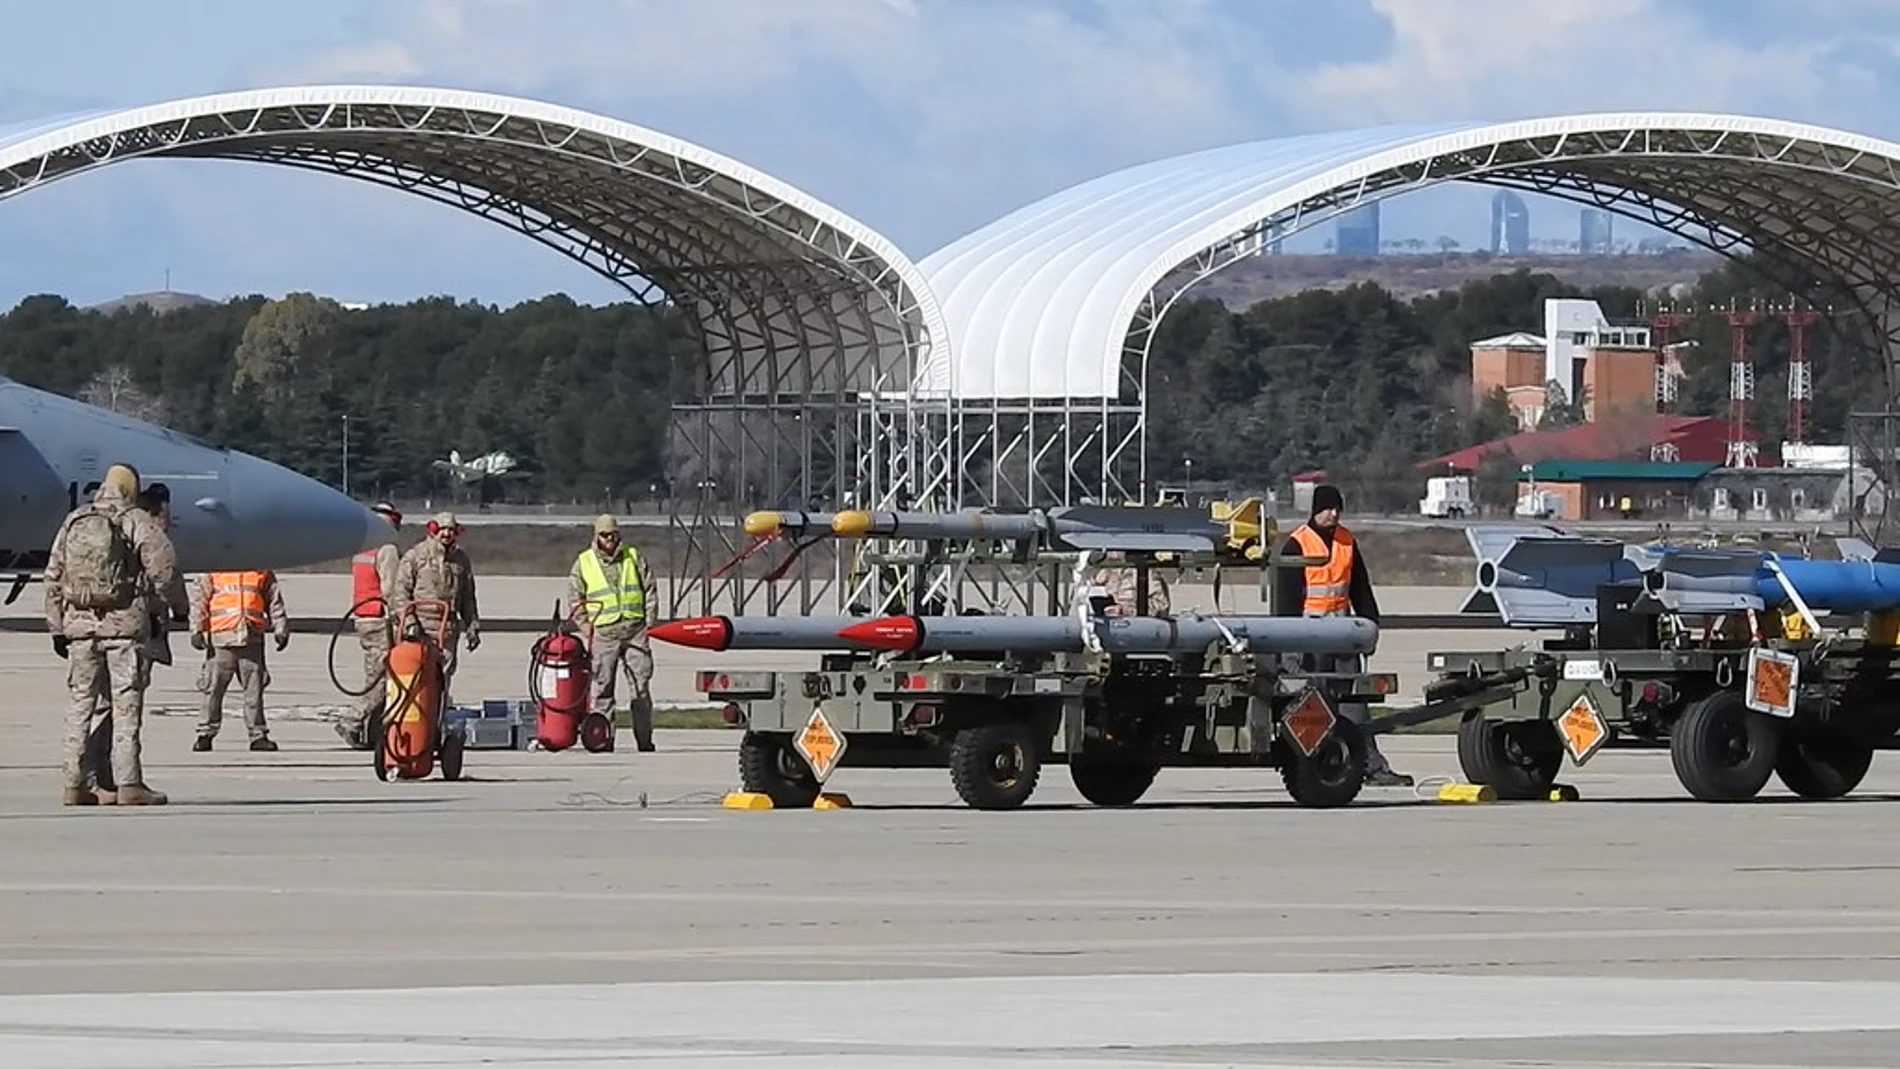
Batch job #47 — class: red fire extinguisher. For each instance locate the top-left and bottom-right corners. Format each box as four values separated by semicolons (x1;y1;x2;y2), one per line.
530;600;602;752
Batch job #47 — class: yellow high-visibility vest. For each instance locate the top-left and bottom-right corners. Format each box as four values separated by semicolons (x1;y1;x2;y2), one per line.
575;547;645;626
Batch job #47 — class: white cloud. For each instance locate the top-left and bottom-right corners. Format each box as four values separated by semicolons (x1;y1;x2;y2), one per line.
1289;0;1861;129
262;0;1286;251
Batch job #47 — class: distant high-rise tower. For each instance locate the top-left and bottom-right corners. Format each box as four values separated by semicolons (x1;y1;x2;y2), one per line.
1489;190;1530;255
1579;208;1614;254
1335;202;1380;255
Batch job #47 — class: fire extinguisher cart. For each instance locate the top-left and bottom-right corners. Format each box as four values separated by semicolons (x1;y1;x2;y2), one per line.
529;599;617;754
373;598;468;782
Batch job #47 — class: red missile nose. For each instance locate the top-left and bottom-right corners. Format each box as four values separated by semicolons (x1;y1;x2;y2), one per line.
648;617;732;650
837;616;919;651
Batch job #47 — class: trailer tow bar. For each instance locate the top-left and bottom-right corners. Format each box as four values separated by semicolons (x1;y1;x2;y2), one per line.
1362;661;1548;736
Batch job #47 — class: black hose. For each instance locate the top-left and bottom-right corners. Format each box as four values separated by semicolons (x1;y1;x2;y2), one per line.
327;596;388;698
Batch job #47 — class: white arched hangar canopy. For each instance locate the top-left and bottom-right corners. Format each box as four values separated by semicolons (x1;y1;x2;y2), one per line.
919;113;1900;405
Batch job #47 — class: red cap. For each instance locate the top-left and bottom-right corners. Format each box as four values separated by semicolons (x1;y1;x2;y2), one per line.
648;617;733;650
836;616;920;652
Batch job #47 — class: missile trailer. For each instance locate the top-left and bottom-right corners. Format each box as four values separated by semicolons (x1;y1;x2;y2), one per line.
699;637;1503;811
679;498;1516;810
1440;528;1900;803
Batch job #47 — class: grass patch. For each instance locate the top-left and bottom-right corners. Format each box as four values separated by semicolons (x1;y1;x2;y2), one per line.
613;705;732;730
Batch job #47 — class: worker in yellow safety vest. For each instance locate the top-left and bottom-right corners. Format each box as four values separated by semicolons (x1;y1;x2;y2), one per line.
189;567;289;752
568;515;658;752
1273;484;1409;787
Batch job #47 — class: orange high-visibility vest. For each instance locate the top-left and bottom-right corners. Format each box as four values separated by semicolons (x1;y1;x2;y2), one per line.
351;550;385;617
207;570;269;633
1291;524;1354;616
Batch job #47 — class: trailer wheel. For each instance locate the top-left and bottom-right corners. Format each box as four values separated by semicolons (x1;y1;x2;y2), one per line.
949;723;1042;810
1669;689;1781;802
1279;715;1367;809
1774;733;1873;799
1069;759;1159;806
1457;714;1562;800
738;732;821;808
438;731;465;782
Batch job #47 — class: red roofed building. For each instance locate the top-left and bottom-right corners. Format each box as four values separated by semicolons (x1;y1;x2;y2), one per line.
1418;413;1769;473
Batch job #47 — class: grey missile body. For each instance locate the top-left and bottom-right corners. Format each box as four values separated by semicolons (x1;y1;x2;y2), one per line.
837;613;1379;656
830;505;1239;554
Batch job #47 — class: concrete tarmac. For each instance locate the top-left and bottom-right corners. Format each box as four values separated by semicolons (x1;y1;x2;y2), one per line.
5;579;1898;1066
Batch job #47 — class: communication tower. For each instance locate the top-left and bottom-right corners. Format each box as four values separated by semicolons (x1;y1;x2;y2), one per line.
1782;304;1823;445
1725;301;1761;468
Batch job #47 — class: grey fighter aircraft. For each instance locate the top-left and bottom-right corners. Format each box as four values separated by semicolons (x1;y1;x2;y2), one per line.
0;376;391;603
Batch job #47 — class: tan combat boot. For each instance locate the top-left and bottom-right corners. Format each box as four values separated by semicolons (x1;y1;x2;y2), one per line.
115;784;168;806
61;787;96;807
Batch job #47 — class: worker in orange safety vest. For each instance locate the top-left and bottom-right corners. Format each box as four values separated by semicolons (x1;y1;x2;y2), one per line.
188;567;289;752
1272;483;1410;787
335;502;404;750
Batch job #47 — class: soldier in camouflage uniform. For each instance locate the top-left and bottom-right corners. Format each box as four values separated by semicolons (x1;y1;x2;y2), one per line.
390;511;481;701
45;465;190;807
1083;551;1173;617
83;482;175;793
568;514;659;752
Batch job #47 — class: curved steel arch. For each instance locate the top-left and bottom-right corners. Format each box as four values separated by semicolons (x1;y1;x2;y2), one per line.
918;112;1900;505
0;84;956;614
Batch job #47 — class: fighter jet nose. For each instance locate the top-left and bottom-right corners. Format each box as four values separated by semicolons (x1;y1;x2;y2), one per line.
216;452;380;568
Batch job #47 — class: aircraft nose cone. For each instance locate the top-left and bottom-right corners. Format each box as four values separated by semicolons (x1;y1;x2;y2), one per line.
214;452;382;568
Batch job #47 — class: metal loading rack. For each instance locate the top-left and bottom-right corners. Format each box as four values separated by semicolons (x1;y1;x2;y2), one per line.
665;497;1536;810
1435;525;1900;803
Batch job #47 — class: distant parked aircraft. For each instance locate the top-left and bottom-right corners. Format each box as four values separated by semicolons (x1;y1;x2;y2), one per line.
432;448;530;507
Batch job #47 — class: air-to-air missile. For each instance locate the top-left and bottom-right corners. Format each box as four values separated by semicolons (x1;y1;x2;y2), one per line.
1457;525;1900;626
743;501;1269;558
1639;538;1900;616
834;612;1379;657
647;615;873;652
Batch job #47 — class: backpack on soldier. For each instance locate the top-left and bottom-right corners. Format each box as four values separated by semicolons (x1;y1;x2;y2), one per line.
60;504;139;611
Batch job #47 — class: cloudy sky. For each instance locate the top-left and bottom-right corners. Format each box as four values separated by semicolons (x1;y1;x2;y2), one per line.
0;0;1895;309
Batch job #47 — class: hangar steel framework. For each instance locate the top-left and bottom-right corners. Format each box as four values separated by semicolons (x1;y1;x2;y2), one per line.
0;85;957;618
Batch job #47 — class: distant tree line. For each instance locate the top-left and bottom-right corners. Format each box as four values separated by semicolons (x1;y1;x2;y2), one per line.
0;253;1880;512
0;292;686;507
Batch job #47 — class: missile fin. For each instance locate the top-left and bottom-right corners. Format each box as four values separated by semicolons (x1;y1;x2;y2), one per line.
1838;536;1878;563
1459;588;1498;616
1489;588;1599;627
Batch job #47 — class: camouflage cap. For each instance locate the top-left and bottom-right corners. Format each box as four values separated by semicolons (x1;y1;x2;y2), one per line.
101;464;140;497
594;514;620;534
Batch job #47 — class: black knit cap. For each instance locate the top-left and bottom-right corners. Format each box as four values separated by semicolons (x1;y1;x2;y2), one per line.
1310;483;1344;517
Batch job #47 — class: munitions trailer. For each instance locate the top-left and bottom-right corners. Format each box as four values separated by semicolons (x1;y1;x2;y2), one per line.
1433;608;1900;803
699;645;1507;810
